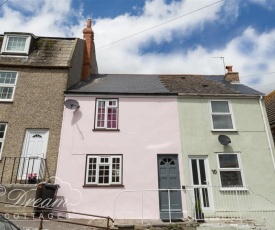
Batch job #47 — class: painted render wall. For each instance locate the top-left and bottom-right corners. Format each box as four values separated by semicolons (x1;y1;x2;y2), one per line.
178;97;275;207
56;96;184;219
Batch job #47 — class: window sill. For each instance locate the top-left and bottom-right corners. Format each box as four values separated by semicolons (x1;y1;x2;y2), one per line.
219;186;248;191
92;129;120;132
211;129;237;132
1;52;28;56
83;184;124;188
0;100;13;103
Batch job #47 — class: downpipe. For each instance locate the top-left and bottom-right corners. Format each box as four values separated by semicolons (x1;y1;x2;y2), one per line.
259;96;275;171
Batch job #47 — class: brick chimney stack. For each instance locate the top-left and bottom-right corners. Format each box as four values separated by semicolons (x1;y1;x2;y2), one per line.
224;65;239;83
81;19;98;80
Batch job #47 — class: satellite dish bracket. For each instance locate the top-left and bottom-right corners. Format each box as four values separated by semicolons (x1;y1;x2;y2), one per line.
64;99;80;110
218;135;231;146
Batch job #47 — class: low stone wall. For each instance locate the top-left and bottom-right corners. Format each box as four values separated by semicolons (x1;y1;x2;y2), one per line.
0;184;37;214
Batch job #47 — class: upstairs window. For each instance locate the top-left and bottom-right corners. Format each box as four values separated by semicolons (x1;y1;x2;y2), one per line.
0;124;7;158
0;71;18;101
85;155;122;186
1;35;31;55
217;153;244;188
95;99;118;130
210;100;235;130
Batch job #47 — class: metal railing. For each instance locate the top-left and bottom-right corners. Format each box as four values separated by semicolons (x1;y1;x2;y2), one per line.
0;199;114;230
113;189;191;225
184;185;275;229
0;157;50;184
113;187;275;229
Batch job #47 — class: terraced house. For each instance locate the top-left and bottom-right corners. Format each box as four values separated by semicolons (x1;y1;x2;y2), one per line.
56;65;275;228
0;19;97;186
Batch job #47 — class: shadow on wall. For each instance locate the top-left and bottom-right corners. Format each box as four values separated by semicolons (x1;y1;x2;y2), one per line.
71;110;84;140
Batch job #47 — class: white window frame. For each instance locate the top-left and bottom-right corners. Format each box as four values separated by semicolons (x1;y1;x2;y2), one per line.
0;123;8;159
95;99;118;130
1;35;31;54
216;152;246;190
209;100;236;131
85;155;122;185
0;71;18;102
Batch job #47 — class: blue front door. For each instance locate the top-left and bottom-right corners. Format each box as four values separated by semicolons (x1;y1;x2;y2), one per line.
158;155;183;219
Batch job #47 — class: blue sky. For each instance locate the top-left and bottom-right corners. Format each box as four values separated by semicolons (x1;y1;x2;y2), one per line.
0;0;274;94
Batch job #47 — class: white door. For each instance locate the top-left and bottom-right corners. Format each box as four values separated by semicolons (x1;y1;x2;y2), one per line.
18;130;49;180
189;156;214;211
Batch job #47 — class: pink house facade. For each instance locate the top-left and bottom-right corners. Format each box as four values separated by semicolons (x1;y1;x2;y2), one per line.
55;74;185;219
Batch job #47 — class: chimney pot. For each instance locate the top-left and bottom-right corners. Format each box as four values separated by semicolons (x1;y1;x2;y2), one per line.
226;66;233;73
87;18;91;28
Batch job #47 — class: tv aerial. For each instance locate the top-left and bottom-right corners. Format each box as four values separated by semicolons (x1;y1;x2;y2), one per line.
218;135;231;146
64;99;80;110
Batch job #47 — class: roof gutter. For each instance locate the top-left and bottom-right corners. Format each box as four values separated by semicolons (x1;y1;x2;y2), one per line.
177;93;263;98
259;95;275;171
0;64;71;69
64;91;177;96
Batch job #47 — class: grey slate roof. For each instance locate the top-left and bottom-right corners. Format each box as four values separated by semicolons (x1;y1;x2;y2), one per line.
265;91;275;125
0;34;77;67
66;74;263;96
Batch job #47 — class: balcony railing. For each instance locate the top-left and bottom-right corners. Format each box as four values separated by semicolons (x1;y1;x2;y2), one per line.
0;157;50;184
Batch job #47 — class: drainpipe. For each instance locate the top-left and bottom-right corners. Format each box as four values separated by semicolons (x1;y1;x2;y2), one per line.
259;96;275;171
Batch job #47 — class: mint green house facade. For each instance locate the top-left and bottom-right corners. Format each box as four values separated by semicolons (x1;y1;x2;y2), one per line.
164;68;275;226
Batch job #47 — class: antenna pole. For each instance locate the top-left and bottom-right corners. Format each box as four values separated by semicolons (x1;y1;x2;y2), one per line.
221;57;226;75
211;56;226;74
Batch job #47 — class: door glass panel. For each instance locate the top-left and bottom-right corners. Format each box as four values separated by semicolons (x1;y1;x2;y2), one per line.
199;159;207;185
190;158;211;210
191;159;199;185
202;188;209;207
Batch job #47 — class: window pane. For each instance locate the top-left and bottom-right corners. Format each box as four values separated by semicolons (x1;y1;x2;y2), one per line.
191;160;199;185
0;124;6;132
87;157;97;183
220;171;243;187
107;108;117;128
219;154;239;168
112;157;120;183
7;37;27;51
0;87;14;99
97;101;106;127
212;115;233;129
199;160;207;185
98;165;109;184
211;101;229;113
0;72;16;84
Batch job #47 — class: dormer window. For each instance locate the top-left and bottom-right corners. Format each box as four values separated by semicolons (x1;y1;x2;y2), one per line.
1;34;31;55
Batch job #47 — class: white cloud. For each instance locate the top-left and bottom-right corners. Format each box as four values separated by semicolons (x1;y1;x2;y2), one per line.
248;0;275;9
0;0;274;94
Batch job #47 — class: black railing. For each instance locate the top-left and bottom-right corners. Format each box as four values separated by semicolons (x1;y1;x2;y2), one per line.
0;157;50;184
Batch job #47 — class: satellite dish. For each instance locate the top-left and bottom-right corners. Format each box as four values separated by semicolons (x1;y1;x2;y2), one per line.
218;135;231;145
64;99;80;110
